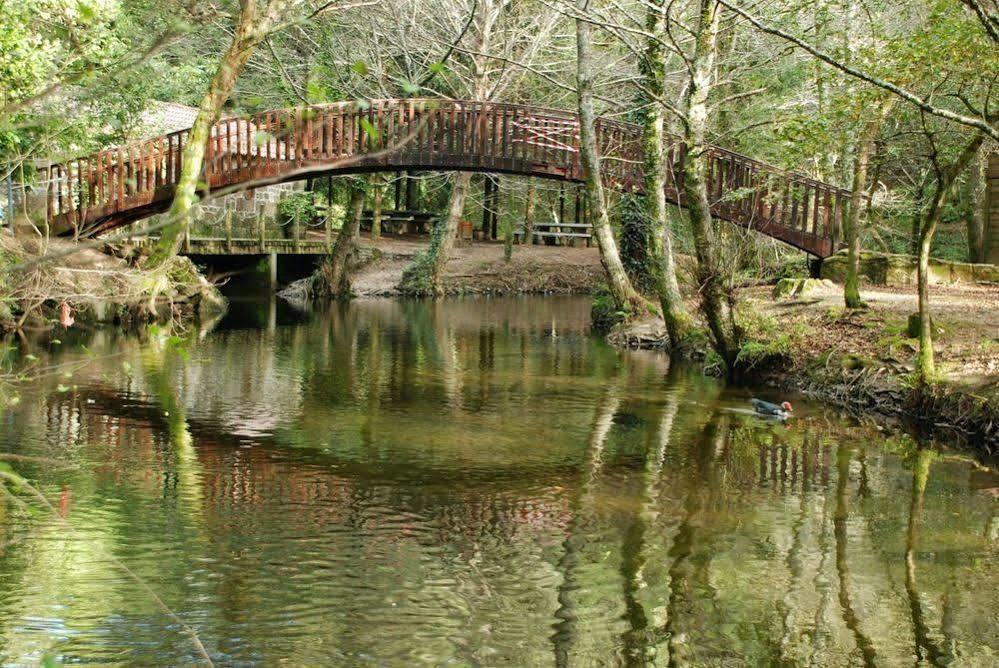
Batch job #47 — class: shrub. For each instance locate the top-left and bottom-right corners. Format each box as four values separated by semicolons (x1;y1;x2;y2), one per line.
277;192;320;230
590;284;627;334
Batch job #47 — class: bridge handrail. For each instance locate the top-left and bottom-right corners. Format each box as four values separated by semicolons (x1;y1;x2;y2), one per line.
41;97;849;257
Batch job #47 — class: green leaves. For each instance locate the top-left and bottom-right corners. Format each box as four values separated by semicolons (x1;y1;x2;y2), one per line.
253;130;273;147
360;118;380;142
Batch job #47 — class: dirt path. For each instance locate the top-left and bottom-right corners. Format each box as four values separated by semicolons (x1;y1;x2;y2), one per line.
745;281;999;388
351;235;604;296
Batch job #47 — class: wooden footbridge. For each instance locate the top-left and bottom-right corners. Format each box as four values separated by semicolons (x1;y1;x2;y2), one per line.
41;98;850;257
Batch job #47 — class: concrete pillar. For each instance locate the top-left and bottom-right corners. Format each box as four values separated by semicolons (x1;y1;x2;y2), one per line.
987;152;999;265
268;251;278;288
405;171;416;210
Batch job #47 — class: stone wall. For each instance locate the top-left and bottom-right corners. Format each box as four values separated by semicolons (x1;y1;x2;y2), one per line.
821;250;999;286
201;182;302;218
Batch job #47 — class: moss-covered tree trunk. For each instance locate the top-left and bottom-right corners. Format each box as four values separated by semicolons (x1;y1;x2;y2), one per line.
371;174;383;240
395;171;475;296
429;172;471;293
967;145;987;263
147;2;268;268
576;3;645;315
843;126;876;308
524;183;536;244
844;101;894;309
915;133;983;381
682;0;740;375
641;0;689;346
324;181;365;297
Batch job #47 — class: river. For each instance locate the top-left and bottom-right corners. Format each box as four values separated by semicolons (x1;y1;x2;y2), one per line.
1;296;996;665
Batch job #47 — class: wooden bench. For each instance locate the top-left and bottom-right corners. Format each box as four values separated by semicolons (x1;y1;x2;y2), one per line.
514;222;593;247
360;210;438;235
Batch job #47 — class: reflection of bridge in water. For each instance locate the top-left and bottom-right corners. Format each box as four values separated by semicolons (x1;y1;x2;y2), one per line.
42;99;851;257
20;300;992;665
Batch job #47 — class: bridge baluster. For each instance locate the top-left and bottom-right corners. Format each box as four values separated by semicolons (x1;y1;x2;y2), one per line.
45;98;847;256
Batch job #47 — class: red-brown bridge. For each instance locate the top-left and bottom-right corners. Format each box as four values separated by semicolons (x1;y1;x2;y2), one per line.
43;98;849;257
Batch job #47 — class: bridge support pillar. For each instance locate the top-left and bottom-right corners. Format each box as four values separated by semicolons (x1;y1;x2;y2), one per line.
808;257;823;279
268;252;278;288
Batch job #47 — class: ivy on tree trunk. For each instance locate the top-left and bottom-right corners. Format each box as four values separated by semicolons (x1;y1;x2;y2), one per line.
640;0;690;346
576;1;646;316
682;0;742;376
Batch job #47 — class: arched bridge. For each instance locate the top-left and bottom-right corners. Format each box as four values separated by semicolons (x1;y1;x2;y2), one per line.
43;98;849;257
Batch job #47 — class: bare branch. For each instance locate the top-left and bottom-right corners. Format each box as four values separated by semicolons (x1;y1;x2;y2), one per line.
718;0;999;141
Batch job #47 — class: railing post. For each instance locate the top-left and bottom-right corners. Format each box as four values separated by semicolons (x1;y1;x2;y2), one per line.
258;211;266;252
325;208;332;248
293;213;300;252
225;207;233;252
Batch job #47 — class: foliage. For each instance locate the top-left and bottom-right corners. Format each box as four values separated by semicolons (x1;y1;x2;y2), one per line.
617;195;656;294
590;284;630;334
277;192;323;230
399;218;450;296
733;309;812;372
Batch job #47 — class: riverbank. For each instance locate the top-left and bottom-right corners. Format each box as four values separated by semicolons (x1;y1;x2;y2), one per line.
349;236;604;296
0;235;226;333
743;281;999;455
615;279;998;454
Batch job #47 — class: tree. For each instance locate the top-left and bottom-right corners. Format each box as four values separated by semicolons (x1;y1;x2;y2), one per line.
843;100;895;309
400;172;472;295
639;0;690;344
575;0;646;316
679;0;742;374
719;0;999;142
148;1;282;266
148;0;344;268
966;146;989;263
912;129;985;380
321;179;366;296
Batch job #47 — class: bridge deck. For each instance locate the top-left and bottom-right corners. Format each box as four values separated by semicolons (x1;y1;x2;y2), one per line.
131;237;331;256
43;99;850;257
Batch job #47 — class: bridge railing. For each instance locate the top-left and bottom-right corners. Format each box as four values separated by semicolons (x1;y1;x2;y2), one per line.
43;98;849;256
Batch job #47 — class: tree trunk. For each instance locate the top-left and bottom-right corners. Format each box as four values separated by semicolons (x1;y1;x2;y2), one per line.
428;172;472;294
843;128;876;308
370;174;383;240
915;134;984;382
325;181;365;297
967;146;987;263
641;0;690;346
682;0;740;374
844;101;894;308
524;183;536;244
576;2;646;315
489;177;500;240
147;2;265;268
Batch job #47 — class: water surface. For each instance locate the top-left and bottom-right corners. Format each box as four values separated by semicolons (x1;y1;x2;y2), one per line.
1;296;996;665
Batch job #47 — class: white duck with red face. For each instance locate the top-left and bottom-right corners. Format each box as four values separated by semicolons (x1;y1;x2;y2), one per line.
751;398;794;419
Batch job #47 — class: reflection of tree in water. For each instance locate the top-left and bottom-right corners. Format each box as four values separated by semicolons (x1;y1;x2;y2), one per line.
834;443;878;666
5;299;999;664
551;383;620;667
905;447;950;666
619;386;682;665
662;416;728;668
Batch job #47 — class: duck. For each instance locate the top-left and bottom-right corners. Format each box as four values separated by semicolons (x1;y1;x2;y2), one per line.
751;398;794;419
